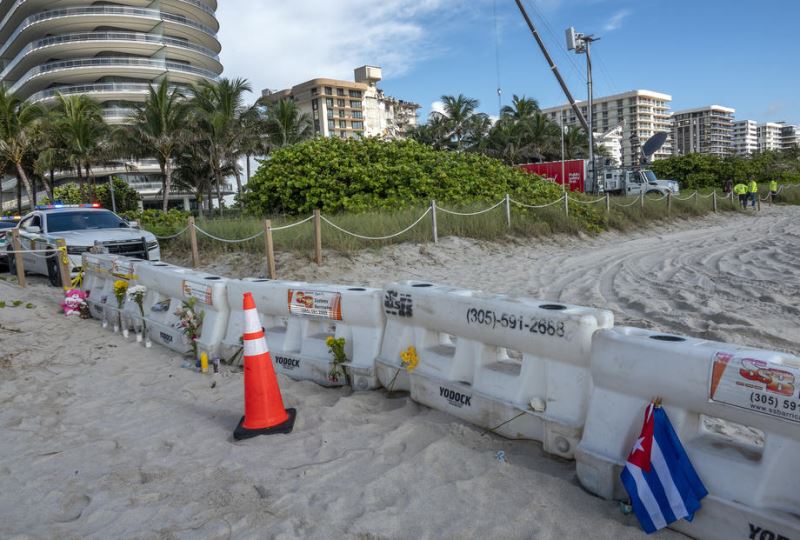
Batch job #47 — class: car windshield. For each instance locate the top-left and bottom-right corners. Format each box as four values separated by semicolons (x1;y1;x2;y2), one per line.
46;211;129;233
643;170;658;183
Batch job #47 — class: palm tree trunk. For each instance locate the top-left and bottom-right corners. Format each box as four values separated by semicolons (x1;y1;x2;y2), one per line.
206;184;213;214
234;167;243;209
161;162;171;213
31;174;37;207
246;153;251;183
47;169;55;201
214;169;223;216
76;162;84;197
14;162;33;212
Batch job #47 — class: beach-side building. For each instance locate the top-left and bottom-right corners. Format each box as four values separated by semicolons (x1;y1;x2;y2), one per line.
671;105;735;157
0;0;223;211
757;122;783;152
733;120;759;156
262;66;420;140
780;123;800;150
542;89;673;167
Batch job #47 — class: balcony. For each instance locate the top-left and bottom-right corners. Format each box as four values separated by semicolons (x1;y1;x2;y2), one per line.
28;81;187;104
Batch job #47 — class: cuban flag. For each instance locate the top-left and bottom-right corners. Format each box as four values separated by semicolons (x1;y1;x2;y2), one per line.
620;402;708;534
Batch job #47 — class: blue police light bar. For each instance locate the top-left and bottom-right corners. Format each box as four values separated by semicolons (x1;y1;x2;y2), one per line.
35;203;102;210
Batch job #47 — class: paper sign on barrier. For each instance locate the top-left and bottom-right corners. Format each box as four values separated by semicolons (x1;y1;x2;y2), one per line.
709;352;800;425
288;289;342;320
182;280;214;305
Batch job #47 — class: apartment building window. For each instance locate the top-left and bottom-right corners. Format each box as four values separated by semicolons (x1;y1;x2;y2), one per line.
337;99;345;107
327;109;333;119
349;90;362;97
339;120;347;129
326;98;334;108
311;98;318;110
350;100;362;109
314;119;320;133
328;119;335;130
338;110;345;118
352;121;364;129
337;88;345;96
352;110;363;119
311;87;318;96
340;131;347;138
325;87;333;95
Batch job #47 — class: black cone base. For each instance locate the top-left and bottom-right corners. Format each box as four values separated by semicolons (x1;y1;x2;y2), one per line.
233;408;296;440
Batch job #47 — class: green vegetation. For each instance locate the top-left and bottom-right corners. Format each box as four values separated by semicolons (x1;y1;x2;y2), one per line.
47;178;141;213
243;137;566;215
651;149;800;190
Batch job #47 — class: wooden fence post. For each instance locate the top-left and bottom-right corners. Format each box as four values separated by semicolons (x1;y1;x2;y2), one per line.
55;238;71;289
187;216;200;268
430;200;438;244
640;191;645;214
313;209;322;264
667;191;671;216
10;229;25;288
694;191;698;207
769;191;774;206
605;192;610;214
712;190;717;213
757;194;761;212
263;219;276;279
563;192;569;218
504;194;511;229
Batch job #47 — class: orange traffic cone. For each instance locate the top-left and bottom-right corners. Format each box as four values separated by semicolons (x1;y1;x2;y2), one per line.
233;292;296;440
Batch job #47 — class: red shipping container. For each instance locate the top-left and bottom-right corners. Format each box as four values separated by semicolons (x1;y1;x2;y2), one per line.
519;160;586;193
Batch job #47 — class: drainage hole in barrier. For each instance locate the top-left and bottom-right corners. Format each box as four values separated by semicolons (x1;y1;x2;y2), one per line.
649;334;686;342
412;283;433;287
347;287;366;291
204;276;221;280
153;263;168;267
539;304;567;311
252;279;270;282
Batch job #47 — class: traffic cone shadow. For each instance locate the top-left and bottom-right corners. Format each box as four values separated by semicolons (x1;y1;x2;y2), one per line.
233;292;296;440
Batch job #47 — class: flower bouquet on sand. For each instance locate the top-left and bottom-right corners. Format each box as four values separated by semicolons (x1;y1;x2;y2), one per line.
127;285;147;343
175;297;204;359
112;280;128;334
326;336;350;385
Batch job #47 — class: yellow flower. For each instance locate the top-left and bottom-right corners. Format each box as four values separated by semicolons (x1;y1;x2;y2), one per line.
326;336;335;346
400;346;419;373
114;280;128;293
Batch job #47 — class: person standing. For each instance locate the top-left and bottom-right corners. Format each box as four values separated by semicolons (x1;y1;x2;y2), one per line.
770;179;778;202
748;178;758;208
724;178;733;194
733;181;748;208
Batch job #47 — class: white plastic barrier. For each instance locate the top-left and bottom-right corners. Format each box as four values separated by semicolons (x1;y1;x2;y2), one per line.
576;326;800;540
82;253;141;326
375;281;614;458
136;262;230;358
222;279;385;389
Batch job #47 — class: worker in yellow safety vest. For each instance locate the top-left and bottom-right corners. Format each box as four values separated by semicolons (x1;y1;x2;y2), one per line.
748;178;758;208
770;180;778;201
733;182;748;208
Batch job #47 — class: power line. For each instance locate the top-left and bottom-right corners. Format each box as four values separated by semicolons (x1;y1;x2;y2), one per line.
524;0;586;85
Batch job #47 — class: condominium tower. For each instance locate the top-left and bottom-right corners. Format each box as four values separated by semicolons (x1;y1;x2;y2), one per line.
0;0;223;209
541;89;673;167
733;120;759;156
262;66;420;140
671;105;735;157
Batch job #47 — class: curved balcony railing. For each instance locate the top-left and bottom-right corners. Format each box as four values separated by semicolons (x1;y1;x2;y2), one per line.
11;56;218;93
1;31;220;80
1;5;219;58
27;82;189;103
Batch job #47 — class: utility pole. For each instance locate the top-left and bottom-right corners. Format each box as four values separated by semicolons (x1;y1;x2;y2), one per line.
513;0;590;133
567;27;600;193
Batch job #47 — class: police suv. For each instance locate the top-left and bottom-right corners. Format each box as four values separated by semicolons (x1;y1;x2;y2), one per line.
7;204;160;286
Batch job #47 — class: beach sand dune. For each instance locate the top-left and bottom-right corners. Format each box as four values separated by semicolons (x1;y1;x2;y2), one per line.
1;206;797;538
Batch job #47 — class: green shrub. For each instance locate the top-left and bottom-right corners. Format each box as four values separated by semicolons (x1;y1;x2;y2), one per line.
243;137;565;215
47;177;141;213
121;209;189;237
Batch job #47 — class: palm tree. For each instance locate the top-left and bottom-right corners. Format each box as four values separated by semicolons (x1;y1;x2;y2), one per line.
33;109;71;201
500;94;540;120
172;137;215;215
0;87;42;208
562;125;589;159
190;77;253;214
432;94;480;150
54;93;107;197
121;79;190;211
261;98;312;149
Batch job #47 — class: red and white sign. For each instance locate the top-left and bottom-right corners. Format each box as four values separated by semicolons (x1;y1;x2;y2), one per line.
518;159;586;192
288;289;342;320
709;352;800;424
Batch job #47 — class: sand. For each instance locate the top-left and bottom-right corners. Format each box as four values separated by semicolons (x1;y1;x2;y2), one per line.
1;206;798;539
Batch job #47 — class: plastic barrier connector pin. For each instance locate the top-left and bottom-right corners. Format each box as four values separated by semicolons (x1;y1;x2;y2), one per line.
233;292;296;440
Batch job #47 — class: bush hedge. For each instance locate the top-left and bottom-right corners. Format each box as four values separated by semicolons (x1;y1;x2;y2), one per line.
243;137;564;215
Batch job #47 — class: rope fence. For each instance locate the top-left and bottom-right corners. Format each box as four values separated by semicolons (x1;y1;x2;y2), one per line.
6;182;794;287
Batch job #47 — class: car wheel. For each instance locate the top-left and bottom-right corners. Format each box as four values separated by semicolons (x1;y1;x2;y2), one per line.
47;249;62;288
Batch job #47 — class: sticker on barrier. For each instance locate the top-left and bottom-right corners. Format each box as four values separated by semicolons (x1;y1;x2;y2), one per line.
575;326;800;540
288;289;342;320
709;352;800;424
375;280;614;458
222;279;385;389
183;279;214;305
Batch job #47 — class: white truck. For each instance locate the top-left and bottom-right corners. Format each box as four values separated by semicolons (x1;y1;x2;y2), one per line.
600;168;680;196
7;204;160;287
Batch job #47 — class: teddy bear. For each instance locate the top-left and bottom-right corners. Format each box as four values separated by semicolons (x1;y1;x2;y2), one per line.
62;289;89;318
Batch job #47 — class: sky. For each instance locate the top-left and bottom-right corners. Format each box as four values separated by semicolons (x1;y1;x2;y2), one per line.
217;0;800;125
